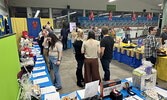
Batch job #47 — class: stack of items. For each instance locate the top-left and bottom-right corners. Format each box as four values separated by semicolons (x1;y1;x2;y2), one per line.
18;37;35;79
132;60;157;91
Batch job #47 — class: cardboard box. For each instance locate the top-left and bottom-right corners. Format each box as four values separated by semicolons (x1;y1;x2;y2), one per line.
132;72;157;91
121;48;125;54
136;52;140;60
117;47;121;52
131;50;135;57
100;79;121;98
127;50;131;56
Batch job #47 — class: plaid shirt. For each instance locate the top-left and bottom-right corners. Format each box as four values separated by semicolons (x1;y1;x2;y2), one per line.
144;34;157;58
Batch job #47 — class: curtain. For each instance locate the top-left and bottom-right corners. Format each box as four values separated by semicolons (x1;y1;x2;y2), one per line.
11;18;28;48
40;18;54;29
0;15;6;35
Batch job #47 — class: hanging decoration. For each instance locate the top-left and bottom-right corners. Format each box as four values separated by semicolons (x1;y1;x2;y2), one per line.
147;13;152;21
32;21;38;30
0;18;5;33
89;11;94;21
132;12;136;21
109;11;112;21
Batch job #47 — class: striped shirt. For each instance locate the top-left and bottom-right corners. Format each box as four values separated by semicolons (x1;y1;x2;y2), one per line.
144;34;157;58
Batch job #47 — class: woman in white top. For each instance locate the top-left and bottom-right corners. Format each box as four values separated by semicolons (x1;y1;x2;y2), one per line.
47;33;63;91
81;31;101;84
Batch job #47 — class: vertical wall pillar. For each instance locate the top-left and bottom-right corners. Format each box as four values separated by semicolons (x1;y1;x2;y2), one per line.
27;7;32;18
162;0;167;30
83;9;86;17
49;8;52;18
67;9;70;22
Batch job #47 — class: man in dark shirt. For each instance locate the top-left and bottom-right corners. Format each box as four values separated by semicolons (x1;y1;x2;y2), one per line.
160;26;167;46
100;26;114;81
61;27;68;50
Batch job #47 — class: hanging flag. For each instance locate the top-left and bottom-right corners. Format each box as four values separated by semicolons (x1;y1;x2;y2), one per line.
27;18;41;39
0;15;6;35
89;11;94;21
147;13;152;21
132;12;136;21
109;11;112;21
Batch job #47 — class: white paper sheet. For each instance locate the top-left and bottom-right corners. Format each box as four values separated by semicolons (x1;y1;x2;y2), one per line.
125;77;133;82
33;77;49;84
77;89;85;99
41;86;56;94
98;86;100;93
32;71;47;78
36;61;45;64
33;66;45;71
151;87;167;97
124;95;143;100
36;55;42;57
84;80;99;98
45;92;60;100
37;58;44;60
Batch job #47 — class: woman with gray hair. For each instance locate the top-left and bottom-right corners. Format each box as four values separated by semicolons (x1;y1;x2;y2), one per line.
73;29;85;87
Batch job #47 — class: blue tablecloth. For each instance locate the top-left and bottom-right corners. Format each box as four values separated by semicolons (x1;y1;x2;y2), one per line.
113;47;142;68
30;44;54;100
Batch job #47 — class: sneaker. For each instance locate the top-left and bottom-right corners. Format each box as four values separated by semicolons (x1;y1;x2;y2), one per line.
56;87;62;91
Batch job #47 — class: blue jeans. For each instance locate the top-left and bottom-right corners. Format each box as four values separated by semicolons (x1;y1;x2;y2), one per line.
100;58;112;81
48;56;62;89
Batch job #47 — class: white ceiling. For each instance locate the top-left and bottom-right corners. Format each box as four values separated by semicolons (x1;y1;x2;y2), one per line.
9;0;163;12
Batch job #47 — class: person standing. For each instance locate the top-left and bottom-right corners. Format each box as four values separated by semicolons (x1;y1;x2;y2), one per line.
144;27;158;66
47;33;63;91
81;31;101;84
73;29;85;87
160;25;167;46
45;24;54;34
94;27;100;41
100;26;114;81
61;24;68;50
42;29;50;71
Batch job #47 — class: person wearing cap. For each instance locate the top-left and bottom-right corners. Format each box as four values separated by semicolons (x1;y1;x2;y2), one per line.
160;25;167;46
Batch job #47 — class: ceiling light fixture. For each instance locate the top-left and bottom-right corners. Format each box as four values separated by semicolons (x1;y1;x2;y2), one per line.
108;0;115;2
158;4;162;6
34;10;40;18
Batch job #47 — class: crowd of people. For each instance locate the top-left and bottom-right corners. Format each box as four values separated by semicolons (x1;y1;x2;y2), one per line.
37;24;115;89
37;23;167;90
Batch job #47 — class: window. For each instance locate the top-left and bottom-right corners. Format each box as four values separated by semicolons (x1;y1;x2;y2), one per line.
14;7;27;17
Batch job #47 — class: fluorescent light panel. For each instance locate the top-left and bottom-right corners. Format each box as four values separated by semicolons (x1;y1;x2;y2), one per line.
56;12;77;19
108;0;115;2
34;10;40;18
